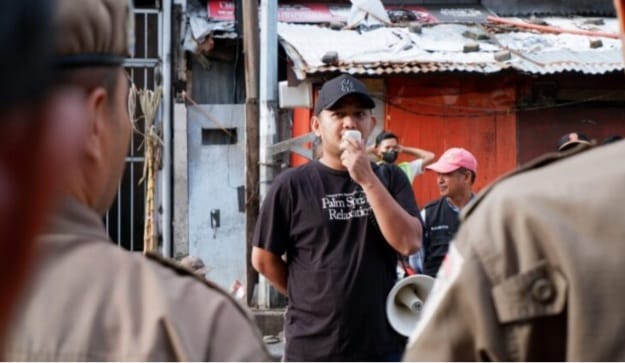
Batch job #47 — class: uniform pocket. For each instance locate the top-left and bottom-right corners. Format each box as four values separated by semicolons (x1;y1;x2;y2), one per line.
491;260;567;324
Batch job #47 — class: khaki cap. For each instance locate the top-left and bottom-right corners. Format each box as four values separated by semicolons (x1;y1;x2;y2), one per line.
53;0;133;68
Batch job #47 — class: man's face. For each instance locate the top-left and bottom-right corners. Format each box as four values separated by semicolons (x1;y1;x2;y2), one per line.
436;169;471;199
378;137;399;154
312;95;373;158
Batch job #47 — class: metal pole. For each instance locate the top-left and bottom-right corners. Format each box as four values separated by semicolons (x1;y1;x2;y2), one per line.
161;0;173;258
258;0;278;309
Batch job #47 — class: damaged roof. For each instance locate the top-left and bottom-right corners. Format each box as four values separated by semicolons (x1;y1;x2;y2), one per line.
185;1;623;79
278;17;623;79
481;0;615;17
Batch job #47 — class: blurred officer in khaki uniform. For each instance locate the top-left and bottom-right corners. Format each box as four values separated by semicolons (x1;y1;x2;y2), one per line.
403;1;625;359
0;0;88;346
2;0;269;361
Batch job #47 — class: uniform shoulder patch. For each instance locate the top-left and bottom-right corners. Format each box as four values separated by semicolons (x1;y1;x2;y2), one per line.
408;243;464;346
143;251;256;323
461;143;593;221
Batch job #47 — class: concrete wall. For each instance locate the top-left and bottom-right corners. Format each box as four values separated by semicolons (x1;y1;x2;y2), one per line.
173;103;189;258
188;104;246;290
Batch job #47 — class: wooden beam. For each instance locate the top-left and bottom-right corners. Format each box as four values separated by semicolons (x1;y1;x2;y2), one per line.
241;0;260;307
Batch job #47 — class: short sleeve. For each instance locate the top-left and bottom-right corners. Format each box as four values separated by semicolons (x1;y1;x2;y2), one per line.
387;164;421;219
408;158;424;179
251;173;291;256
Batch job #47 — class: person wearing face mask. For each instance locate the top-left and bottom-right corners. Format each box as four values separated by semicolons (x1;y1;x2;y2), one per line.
370;131;436;184
369;132;434;277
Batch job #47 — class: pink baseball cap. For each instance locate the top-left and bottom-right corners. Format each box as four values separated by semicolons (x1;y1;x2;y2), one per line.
426;147;477;174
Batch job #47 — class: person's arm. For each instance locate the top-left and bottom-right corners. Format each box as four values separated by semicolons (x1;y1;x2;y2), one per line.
251;247;287;296
408;209;427;271
250;172;290;297
399;145;436;167
341;137;422;256
403;243;505;361
363;178;421;255
418;208;428;262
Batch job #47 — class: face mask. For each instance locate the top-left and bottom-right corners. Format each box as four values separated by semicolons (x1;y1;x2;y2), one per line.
381;150;398;163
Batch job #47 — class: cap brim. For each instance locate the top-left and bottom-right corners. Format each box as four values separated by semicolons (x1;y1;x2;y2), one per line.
326;92;375;111
558;140;592;151
426;161;460;174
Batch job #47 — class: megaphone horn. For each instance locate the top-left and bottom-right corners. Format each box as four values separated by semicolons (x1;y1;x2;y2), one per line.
386;274;435;337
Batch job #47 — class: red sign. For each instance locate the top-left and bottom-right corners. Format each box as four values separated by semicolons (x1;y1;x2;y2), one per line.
207;1;489;24
207;1;235;21
207;1;348;22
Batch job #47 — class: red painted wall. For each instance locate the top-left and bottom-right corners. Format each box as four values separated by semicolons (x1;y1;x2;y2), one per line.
517;105;625;164
290;73;625;208
516;74;625;164
385;75;518;206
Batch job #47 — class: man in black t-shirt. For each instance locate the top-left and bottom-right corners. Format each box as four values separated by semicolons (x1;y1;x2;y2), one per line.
252;74;423;361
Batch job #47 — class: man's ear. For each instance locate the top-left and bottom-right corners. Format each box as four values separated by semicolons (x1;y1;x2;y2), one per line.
366;115;376;135
84;87;109;162
465;170;475;184
311;114;321;136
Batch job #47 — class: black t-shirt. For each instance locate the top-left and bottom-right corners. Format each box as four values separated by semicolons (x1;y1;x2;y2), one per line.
253;161;421;361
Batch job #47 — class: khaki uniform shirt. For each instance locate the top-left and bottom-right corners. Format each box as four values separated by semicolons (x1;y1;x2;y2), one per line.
404;141;625;361
4;198;269;362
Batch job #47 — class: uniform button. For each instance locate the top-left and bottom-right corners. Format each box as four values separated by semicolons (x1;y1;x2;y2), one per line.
531;278;555;303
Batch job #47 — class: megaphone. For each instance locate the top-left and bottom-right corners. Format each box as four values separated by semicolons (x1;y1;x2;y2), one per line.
386;274;435;337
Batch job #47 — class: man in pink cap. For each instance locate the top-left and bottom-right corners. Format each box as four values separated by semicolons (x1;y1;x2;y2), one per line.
410;147;477;277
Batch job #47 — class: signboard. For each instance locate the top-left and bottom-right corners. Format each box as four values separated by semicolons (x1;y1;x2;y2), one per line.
207;1;492;24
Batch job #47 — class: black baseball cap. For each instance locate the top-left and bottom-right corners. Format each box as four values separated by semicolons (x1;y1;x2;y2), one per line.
557;132;592;151
313;74;375;115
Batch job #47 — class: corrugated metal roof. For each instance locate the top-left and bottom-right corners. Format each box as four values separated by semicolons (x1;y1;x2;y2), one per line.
482;0;615;17
278;18;624;79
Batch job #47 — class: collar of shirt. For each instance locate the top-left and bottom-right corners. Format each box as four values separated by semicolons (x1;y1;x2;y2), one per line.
445;193;475;213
